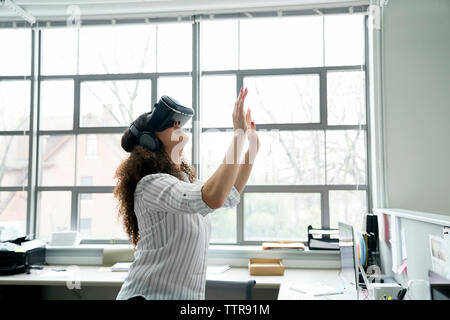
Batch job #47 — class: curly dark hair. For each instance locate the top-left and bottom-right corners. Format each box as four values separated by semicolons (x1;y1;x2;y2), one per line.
113;112;196;246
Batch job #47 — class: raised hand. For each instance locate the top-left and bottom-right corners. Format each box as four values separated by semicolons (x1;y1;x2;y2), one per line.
232;87;248;132
245;107;260;159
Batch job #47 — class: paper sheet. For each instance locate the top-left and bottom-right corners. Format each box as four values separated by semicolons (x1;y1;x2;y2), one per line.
290;282;344;296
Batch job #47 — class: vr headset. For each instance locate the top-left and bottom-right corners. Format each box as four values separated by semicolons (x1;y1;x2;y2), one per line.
129;95;194;151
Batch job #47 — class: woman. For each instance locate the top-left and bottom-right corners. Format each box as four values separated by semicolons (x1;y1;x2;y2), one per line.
114;87;259;300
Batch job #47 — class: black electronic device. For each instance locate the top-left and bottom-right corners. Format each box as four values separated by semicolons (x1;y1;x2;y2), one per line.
129;95;194;151
0;236;46;275
429;270;450;300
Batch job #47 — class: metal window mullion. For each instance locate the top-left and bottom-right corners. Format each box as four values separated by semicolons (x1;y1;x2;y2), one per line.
40;72;191;81
319;66;329;231
71;190;79;231
237;192;244;244
39;128;128;135
0;131;31;136
72;79;81;230
235;74;244;244
319;69;328;127
201;124;365;132
36;67;364;81
321;190;330;229
151;75;157;111
0;76;32;80
364;14;373;214
26;28;35;237
0;186;28;192
200;65;365;77
38;186;114;193
243;185;367;192
74;79;80;130
192;17;201;175
236;70;244;92
27;28;41;238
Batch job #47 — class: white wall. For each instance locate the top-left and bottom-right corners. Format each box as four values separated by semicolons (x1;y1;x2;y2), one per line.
382;0;450;215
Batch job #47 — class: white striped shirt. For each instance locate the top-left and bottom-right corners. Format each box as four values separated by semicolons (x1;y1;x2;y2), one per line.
116;172;240;300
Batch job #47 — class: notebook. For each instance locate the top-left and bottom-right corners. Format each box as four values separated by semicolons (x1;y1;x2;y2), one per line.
290;282;344;297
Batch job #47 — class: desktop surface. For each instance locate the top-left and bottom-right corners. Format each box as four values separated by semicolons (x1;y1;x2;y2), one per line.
0;264;346;299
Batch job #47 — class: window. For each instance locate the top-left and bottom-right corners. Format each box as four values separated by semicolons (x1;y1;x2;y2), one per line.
200;13;368;243
34;22;193;242
1;8;370;244
0;28;31;239
78;193;126;239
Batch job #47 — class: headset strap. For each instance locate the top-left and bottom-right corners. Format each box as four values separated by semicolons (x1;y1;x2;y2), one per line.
129;123;141;138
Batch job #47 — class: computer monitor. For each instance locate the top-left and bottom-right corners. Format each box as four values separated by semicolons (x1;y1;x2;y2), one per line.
429;270;450;300
339;222;359;290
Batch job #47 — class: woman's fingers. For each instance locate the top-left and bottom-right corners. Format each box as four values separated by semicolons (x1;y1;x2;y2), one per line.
245;108;251;124
239;88;248;111
234;88;243;111
232;87;249;131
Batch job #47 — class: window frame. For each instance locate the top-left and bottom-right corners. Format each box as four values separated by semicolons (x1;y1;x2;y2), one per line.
0;7;371;245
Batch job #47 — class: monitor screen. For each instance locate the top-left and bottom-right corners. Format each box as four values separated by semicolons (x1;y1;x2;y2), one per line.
339;222;358;287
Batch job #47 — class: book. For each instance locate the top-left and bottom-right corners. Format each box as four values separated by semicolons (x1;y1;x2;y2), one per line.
262;241;305;250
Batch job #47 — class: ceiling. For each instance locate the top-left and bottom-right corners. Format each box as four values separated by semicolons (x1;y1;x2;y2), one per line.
0;0;368;22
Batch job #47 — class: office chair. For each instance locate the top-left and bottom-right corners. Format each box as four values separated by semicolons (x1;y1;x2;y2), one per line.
205;280;256;300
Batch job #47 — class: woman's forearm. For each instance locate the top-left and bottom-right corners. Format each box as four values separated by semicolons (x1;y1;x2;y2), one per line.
202;131;247;208
234;151;253;193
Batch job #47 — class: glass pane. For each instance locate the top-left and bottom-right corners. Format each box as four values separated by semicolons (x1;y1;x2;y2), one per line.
201;75;236;128
325;14;365;66
158;76;192;128
330;190;367;232
244;74;320;124
209;207;236;244
240;16;323;69
0;80;30;131
42;28;78;75
201;130;325;184
250;130;325;185
244;193;321;241
201;19;238;71
200;130;232;181
80;80;151;127
0;191;27;241
327;71;366;125
38;191;71;241
79;193;127;239
326;130;367;185
0;29;31;76
157;23;192;72
76;134;127;186
0;136;29;186
40;80;74;130
39;135;75;186
79;25;156;74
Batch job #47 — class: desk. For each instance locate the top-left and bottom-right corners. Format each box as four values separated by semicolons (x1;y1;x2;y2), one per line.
0;265;349;300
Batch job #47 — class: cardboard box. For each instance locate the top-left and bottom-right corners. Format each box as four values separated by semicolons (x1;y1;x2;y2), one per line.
248;258;285;276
